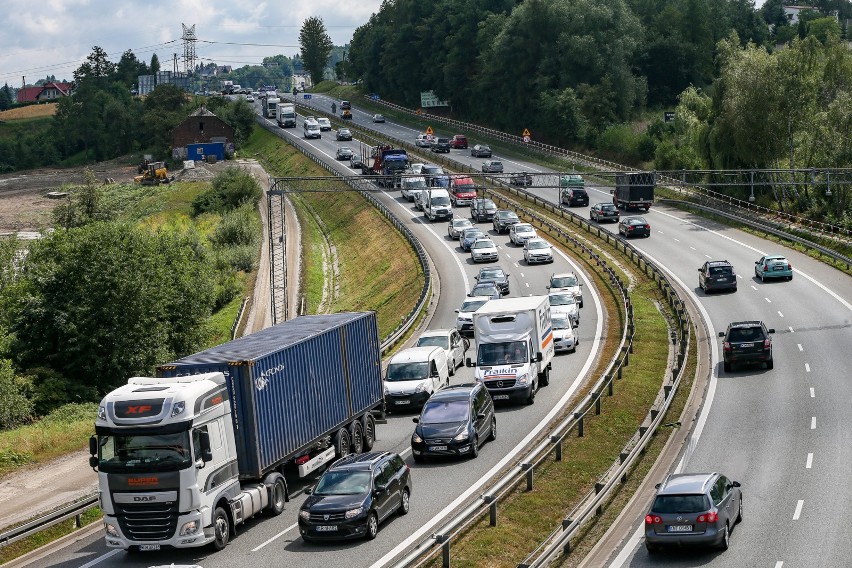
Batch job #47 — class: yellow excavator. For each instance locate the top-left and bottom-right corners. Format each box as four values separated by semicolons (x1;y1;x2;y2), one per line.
134;160;173;185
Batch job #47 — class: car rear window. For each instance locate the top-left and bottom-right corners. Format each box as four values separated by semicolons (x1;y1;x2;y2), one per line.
652;494;710;514
728;327;765;342
709;266;733;275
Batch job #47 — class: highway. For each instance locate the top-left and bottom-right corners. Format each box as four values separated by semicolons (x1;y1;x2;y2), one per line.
27;100;607;568
293;93;852;566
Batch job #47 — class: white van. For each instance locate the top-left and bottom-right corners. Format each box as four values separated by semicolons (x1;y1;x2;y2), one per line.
424;188;453;222
384;346;449;411
415;329;468;375
303;118;321;139
401;176;428;202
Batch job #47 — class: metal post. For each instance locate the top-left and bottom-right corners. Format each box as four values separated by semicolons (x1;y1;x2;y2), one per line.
749;170;755;203
436;534;451;568
552;434;563;461
576;412;584;438
523;463;534;491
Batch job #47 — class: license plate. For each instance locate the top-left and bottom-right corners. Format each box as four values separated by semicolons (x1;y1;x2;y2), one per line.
666;525;692;532
429;446;448;451
493;394;510;400
395;400;410;405
774;266;785;271
316;525;338;532
740;343;754;348
138;544;161;551
717;278;728;282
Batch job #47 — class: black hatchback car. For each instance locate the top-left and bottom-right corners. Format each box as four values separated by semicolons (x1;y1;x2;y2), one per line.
699;260;737;293
476;266;510;295
299;452;412;541
719;320;775;372
411;384;496;462
493;210;520;233
561;187;589;207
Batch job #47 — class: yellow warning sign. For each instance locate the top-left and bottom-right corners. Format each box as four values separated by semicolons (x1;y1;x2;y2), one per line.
522;128;531;137
426;126;434;135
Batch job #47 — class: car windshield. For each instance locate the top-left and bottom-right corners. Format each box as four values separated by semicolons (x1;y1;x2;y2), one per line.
339;147;351;152
728;327;764;342
552;315;572;330
431;196;451;206
515;224;533;233
421;400;469;424
422;166;443;175
386;362;428;382
478;341;527;366
314;470;371;496
629;218;647;225
551;276;578;288
479;269;504;279
453;219;472;228
417;335;449;350
473;241;493;250
528;240;549;250
97;431;192;473
472;285;496;295
652;494;710;514
340;130;350;135
460;299;489;312
464;230;484;240
482;200;496;209
550;293;576;306
405;180;427;189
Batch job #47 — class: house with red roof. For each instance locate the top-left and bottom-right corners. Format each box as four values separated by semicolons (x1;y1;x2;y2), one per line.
15;82;73;103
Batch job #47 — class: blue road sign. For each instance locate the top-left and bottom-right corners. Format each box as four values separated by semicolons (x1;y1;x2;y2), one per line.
303;94;312;99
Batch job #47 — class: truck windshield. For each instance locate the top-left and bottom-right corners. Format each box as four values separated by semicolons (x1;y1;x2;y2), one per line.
386;362;428;382
431;196;451;206
97;431;192;473
404;179;427;189
478;341;527;366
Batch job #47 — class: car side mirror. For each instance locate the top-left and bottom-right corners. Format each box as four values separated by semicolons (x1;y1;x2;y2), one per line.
455;309;460;313
546;285;550;289
477;413;486;420
767;328;775;334
732;481;741;488
89;435;98;456
466;357;473;367
718;331;726;337
755;260;760;264
654;482;661;489
412;417;419;423
579;283;583;287
304;487;313;495
536;352;543;362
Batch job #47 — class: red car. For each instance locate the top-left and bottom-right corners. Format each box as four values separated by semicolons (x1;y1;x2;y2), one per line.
450;135;468;149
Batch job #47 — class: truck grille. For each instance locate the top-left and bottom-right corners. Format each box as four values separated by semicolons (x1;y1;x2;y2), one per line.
485;379;517;388
115;501;179;541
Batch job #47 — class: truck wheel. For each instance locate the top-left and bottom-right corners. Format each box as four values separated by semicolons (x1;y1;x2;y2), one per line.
540;366;550;387
211;506;230;551
334;428;351;458
269;478;286;516
362;414;376;450
526;381;537;405
349;421;364;454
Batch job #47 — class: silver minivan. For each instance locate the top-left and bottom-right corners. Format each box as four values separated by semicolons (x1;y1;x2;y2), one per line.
303;118;321;139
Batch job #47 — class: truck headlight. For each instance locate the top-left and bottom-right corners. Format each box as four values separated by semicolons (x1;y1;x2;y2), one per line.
299;510;310;520
517;373;529;386
345;506;363;519
453;431;469;441
104;522;119;537
414;381;427;393
179;520;199;536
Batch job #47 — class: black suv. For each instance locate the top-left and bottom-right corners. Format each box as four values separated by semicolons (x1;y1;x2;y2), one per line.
718;321;775;372
411;383;496;462
561;187;589;207
476;266;510;295
471;198;497;222
492;210;520;233
431;138;451;153
699;260;737;293
299;451;412;541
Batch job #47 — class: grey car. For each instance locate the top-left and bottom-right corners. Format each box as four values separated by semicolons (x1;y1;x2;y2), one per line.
468;282;501;299
475;266;510;295
448;218;474;239
492;210;520;233
645;472;742;553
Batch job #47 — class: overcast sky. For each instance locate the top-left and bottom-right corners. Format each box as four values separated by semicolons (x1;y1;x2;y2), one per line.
0;0;384;87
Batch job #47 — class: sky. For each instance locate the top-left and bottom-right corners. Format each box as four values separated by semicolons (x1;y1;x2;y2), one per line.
0;0;384;87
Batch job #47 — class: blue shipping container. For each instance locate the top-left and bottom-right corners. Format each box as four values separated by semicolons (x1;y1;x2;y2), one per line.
157;312;383;479
187;142;225;161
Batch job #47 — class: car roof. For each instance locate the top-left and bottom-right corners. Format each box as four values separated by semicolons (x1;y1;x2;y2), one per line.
473;237;494;244
551;272;576;279
478;266;506;274
526;237;548;244
706;260;732;266
657;472;718;495
462;295;492;305
427;384;480;402
390;346;443;363
728;320;765;328
419;329;454;338
330;451;395;471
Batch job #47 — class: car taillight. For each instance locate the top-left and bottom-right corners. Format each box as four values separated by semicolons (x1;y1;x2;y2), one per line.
627;226;634;231
723;341;731;352
697;511;718;523
764;339;771;349
645;515;662;524
645;225;650;229
764;264;769;271
788;263;792;269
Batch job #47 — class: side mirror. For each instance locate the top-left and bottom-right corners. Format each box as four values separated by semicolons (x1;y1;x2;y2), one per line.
476;413;486;420
546;285;551;289
412;417;419;423
654;483;661;489
698;268;702;272
579;283;583;287
89;435;98;456
536;352;543;362
454;309;460;313
304;487;313;495
755;260;760;264
767;328;776;334
466;357;473;367
732;481;741;487
718;331;726;337
200;430;213;463
89;456;99;469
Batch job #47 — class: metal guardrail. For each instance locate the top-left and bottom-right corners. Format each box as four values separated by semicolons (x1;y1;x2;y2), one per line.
0;495;99;548
256;116;432;355
231;296;250;339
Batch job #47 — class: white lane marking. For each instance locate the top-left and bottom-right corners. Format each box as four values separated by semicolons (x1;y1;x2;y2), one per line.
805;363;810;373
253;522;299;551
78;549;122;568
765;297;772;303
778;311;784;317
798;344;803;351
810;387;815;397
789;326;795;333
519;272;525;277
514;262;519;267
806;453;813;469
793;500;804;520
704;254;711;258
525;282;530;288
811;417;817;429
775;562;784;568
673;238;680;242
751;285;758;290
689;246;696;250
370;246;604;568
737;274;743;279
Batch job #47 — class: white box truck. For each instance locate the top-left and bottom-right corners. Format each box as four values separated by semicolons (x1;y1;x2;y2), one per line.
466;296;554;405
262;96;280;119
276;103;296;128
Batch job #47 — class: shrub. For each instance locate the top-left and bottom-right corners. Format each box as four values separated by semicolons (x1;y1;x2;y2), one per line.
0;359;33;430
193;167;261;215
210;204;261;247
213;271;244;311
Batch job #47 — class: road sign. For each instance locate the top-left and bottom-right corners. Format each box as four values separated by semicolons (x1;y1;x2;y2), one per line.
523;135;531;144
303;94;312;99
522;128;531;137
426;126;433;135
664;111;675;123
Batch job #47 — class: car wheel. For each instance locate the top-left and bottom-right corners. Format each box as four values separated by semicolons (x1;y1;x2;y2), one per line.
212;506;230;551
736;497;743;523
349;420;364;454
526;381;537;405
470;435;479;459
270;478;287;516
364;512;379;540
413;452;425;463
766;357;774;370
724;360;731;373
490;417;497;441
719;524;730;550
334;428;351;458
540;366;550;387
397;488;411;516
362;414;376;451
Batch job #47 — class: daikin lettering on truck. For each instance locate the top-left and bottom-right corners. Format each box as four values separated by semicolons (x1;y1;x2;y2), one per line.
90;312;384;552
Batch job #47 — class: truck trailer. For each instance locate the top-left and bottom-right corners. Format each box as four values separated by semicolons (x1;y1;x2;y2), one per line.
466;296;554;405
612;171;655;211
361;144;409;187
276;103;297;128
90;312;384;552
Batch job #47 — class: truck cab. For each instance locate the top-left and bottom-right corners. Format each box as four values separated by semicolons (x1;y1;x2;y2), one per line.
449;176;478;206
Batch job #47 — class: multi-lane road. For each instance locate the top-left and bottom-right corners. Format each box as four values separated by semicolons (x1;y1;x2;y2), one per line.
30;94;852;568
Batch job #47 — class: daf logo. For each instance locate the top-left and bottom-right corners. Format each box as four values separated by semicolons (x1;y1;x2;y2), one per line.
496;381;503;388
323;514;330;521
134;496;157;502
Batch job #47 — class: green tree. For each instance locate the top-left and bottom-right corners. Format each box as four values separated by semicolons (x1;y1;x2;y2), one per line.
299;16;334;86
73;46;116;86
150;53;161;77
116;50;148;89
10;222;215;395
0;83;13;110
0;359;32;429
193;166;263;215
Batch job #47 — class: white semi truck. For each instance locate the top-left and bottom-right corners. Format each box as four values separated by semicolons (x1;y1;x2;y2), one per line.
466;296;554;405
90;313;384;553
262;96;281;119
